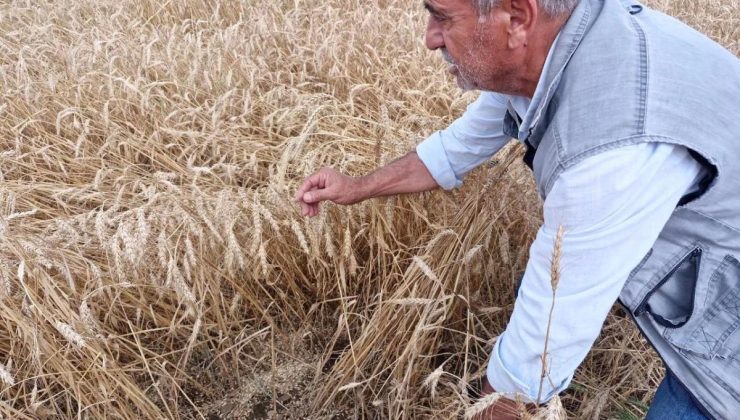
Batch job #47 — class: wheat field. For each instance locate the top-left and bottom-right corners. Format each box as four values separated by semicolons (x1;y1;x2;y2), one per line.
0;0;736;418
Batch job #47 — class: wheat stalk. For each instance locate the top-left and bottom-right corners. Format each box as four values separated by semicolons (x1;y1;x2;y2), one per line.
536;225;565;404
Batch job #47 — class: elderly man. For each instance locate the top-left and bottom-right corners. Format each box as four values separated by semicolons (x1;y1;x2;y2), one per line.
294;0;739;418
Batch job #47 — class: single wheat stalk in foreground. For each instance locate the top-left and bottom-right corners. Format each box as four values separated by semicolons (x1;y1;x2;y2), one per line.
536;225;564;405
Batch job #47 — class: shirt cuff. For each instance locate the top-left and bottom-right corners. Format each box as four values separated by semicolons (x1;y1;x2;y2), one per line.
415;132;462;190
486;334;571;403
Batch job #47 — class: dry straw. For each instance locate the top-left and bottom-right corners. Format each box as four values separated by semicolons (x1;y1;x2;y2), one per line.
0;0;733;418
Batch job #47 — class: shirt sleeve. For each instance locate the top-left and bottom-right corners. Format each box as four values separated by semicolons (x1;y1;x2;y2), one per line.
486;142;706;402
415;92;511;190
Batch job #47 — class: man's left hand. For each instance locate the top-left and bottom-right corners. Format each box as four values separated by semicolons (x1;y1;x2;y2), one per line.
472;376;533;420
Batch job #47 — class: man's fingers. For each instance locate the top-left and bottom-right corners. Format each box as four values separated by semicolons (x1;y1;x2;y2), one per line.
302;187;332;204
299;201;310;216
294;178;316;202
293;168;341;217
294;170;327;202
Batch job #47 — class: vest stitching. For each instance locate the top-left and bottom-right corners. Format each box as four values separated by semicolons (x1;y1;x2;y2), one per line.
704;255;740;308
628;7;649;134
697;363;740;403
683;207;740;235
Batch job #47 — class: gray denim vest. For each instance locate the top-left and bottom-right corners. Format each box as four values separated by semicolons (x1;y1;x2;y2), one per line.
501;0;740;418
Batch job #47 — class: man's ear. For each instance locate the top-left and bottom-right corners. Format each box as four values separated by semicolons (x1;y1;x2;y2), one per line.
502;0;538;48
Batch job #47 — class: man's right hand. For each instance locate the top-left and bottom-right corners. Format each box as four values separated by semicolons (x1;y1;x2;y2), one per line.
293;152;439;218
293;168;364;217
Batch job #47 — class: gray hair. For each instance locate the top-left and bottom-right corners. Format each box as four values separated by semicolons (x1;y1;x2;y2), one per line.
472;0;579;18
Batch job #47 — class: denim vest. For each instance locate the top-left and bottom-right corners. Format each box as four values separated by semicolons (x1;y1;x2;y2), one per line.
502;0;740;418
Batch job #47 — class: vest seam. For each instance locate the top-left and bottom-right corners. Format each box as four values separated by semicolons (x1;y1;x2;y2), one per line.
703;255;739;310
552;120;565;161
572;134;719;168
545;136;735;231
628;9;649;134
682;207;740;235
696;362;740;406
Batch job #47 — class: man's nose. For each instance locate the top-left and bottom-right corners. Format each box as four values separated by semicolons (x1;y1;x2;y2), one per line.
425;16;444;50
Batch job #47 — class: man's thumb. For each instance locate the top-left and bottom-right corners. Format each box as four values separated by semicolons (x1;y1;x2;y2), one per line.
303;189;329;203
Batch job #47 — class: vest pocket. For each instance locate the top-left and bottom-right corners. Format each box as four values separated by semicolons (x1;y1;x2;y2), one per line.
635;246;701;328
664;255;740;358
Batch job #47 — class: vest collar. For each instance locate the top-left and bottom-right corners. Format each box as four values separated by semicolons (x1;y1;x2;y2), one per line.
519;0;595;148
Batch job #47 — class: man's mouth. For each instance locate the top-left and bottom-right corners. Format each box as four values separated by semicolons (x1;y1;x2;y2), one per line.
441;51;458;76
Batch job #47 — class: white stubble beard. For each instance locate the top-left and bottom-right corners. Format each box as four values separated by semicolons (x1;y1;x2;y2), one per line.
440;48;477;91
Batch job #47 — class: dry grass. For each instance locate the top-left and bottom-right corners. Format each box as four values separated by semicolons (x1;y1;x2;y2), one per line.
0;0;736;418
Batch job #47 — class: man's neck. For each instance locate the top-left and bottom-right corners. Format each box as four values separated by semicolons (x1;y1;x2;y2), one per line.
519;16;568;97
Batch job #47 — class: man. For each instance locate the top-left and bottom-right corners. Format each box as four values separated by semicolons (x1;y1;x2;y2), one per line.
294;0;740;418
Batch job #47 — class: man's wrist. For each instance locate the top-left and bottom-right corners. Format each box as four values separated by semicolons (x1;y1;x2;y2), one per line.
475;375;538;420
353;175;374;202
482;375;496;394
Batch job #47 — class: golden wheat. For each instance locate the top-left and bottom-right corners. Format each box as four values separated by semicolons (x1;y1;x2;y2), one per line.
0;0;735;418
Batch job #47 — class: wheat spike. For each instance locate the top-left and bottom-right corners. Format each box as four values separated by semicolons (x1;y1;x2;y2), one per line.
537;225;565;404
0;361;15;386
342;226;352;260
550;225;565;290
290;219;310;255
79;299;98;332
541;395;566;420
55;321;86;348
17;260;26;283
465;392;503;419
423;363;445;400
413;256;440;284
463;244;483;264
498;229;511;265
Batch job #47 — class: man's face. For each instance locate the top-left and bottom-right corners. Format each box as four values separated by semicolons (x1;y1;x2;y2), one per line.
424;0;516;92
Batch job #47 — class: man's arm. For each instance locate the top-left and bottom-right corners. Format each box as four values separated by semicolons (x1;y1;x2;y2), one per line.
293;152;438;217
479;142;706;412
294;92;512;216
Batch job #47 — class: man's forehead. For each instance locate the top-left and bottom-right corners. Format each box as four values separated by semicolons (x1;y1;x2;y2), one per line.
424;0;469;13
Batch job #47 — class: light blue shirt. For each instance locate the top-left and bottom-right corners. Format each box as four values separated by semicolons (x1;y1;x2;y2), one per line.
417;90;705;401
416;87;705;402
